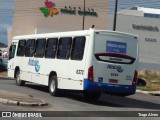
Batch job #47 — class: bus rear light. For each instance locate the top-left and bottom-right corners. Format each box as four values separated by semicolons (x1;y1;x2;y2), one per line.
88;66;94;82
132;70;138;85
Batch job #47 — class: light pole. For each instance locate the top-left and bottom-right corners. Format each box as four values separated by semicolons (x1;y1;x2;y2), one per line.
113;0;118;31
82;0;85;30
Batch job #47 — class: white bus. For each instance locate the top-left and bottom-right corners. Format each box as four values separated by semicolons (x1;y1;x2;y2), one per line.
8;29;139;99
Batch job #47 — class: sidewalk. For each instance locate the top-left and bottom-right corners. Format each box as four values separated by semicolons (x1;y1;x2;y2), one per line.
136;90;160;96
0;90;47;106
0;89;159;107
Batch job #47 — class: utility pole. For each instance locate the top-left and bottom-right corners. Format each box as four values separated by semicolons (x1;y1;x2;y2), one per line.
82;0;85;30
113;0;118;31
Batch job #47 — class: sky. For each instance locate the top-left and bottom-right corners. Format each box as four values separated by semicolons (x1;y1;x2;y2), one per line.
0;0;13;45
0;0;160;45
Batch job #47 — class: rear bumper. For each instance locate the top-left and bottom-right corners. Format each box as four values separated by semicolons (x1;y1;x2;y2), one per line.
83;79;136;96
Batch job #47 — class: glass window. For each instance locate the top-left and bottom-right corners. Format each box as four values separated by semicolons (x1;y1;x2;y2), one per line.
25;39;35;57
45;38;58;58
57;37;72;59
71;37;86;60
17;40;26;56
149;14;153;18
144;13;149;17
9;44;16;60
35;39;46;58
155;14;159;18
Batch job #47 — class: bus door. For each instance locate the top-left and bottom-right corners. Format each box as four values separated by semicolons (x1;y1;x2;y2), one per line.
93;32;138;86
8;42;17;78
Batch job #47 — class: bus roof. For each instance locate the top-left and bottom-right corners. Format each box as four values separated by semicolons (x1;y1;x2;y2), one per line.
13;29;138;40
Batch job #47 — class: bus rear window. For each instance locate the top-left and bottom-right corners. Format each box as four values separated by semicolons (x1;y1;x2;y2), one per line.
95;52;135;64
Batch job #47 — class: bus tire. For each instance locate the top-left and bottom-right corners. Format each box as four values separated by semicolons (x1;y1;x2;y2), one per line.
15;71;25;86
83;91;101;99
49;76;60;96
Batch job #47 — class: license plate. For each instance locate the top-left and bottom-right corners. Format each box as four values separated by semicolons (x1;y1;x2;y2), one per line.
109;79;118;83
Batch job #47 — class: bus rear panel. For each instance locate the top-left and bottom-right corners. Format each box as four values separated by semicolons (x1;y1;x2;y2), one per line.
84;31;139;96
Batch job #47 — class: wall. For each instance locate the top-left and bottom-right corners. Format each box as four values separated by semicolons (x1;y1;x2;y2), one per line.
107;14;160;70
11;0;108;37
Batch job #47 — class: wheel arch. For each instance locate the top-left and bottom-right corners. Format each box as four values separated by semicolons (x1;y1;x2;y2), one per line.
48;71;57;86
14;66;20;78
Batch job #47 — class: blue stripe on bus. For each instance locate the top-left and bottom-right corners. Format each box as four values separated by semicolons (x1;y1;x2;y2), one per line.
83;79;136;95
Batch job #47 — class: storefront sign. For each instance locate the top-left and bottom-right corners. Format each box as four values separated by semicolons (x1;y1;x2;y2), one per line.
40;0;58;16
40;1;98;17
60;6;76;15
78;9;97;16
145;38;157;42
60;6;98;17
132;24;159;32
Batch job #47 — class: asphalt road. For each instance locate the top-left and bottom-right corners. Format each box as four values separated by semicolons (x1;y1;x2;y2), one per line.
0;77;160;120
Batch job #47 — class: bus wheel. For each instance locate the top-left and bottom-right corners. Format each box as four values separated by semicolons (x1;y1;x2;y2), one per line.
15;71;25;86
49;76;59;96
83;91;101;99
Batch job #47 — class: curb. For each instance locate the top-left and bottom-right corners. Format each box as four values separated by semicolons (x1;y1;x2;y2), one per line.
0;90;48;106
136;90;149;94
136;90;160;96
0;98;48;106
149;91;160;96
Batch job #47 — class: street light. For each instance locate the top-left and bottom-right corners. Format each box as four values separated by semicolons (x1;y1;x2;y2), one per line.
82;0;85;30
113;0;118;31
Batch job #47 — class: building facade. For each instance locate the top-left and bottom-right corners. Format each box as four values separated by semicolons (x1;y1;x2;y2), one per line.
11;0;108;38
108;7;160;70
130;6;160;19
11;2;160;70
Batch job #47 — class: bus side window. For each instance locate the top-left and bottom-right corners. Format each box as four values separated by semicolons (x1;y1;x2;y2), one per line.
17;40;26;56
71;37;86;60
35;39;46;58
45;38;58;58
57;37;72;59
9;44;16;60
25;39;35;57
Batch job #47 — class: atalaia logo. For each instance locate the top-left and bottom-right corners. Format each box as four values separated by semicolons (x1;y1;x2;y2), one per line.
40;0;58;16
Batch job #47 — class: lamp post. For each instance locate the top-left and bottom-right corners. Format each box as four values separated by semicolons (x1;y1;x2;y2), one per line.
113;0;118;31
82;0;85;30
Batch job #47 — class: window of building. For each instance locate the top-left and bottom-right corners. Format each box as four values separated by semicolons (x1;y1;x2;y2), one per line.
149;14;155;18
144;13;149;17
45;38;58;58
71;37;86;60
35;39;46;58
57;37;72;59
17;40;26;56
144;13;160;19
25;39;35;57
155;14;160;18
